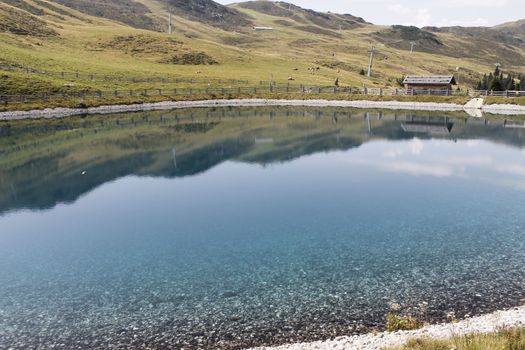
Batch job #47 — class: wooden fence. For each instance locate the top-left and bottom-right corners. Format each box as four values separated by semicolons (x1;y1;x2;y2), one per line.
3;86;525;106
0;85;344;104
469;90;525;97
0;65;258;85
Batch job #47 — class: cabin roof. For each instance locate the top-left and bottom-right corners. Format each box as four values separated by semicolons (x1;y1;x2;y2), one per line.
403;75;456;85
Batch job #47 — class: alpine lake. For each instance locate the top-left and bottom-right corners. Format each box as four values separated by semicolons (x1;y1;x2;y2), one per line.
1;107;525;350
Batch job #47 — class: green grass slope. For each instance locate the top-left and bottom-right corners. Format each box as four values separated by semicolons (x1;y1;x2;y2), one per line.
0;0;524;101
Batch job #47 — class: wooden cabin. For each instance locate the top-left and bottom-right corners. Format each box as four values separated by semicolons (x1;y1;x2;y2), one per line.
403;75;457;91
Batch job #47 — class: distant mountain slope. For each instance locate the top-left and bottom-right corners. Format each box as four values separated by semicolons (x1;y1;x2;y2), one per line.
4;0;252;31
165;0;252;30
0;3;58;36
48;0;158;29
360;24;523;66
423;26;525;66
425;26;525;47
372;25;443;52
236;1;366;29
494;19;525;38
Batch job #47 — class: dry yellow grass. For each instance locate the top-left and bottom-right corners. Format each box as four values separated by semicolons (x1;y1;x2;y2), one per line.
384;327;525;350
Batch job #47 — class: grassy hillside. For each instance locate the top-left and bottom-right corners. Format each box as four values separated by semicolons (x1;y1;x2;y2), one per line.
0;0;524;101
494;19;525;40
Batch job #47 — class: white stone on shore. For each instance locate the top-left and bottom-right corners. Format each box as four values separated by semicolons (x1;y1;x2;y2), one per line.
246;305;525;350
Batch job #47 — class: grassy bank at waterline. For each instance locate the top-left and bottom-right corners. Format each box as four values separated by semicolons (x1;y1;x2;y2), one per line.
0;92;472;112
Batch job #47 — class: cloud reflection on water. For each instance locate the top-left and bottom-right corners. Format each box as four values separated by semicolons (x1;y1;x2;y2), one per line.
346;138;525;190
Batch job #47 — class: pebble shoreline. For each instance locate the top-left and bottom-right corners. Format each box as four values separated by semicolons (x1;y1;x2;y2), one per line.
247;305;525;350
1;98;520;121
0;99;463;120
1;98;525;120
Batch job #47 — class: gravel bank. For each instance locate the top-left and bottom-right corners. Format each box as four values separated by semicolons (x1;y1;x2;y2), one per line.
2;99;525;121
0;99;465;120
483;104;525;115
248;305;525;350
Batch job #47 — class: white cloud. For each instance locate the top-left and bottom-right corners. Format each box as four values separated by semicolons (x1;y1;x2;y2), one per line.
435;17;490;27
465;140;481;148
440;0;508;7
437;155;493;166
410;138;424;156
495;164;525;176
386;5;431;27
414;8;431;27
387;4;411;15
382;161;454;177
382;147;404;159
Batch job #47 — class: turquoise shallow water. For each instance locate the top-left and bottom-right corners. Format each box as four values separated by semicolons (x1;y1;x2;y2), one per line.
1;108;525;349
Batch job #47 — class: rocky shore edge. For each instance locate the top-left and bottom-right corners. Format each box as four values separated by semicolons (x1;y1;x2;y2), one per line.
247;305;525;350
1;98;524;120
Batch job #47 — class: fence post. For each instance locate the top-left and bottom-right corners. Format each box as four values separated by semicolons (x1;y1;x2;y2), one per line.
506;90;509;98
379;88;383;96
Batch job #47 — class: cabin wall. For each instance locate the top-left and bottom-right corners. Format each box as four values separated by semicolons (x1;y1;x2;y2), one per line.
404;84;452;90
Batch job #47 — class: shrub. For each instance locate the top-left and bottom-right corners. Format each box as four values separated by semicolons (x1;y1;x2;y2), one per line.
386;313;422;332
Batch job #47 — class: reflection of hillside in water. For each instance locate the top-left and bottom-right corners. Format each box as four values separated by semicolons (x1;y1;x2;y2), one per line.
1;107;524;214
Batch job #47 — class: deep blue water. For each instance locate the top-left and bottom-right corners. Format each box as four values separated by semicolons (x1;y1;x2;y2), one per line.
1;108;525;349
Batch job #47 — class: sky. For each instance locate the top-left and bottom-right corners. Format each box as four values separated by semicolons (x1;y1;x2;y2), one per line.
219;0;525;27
